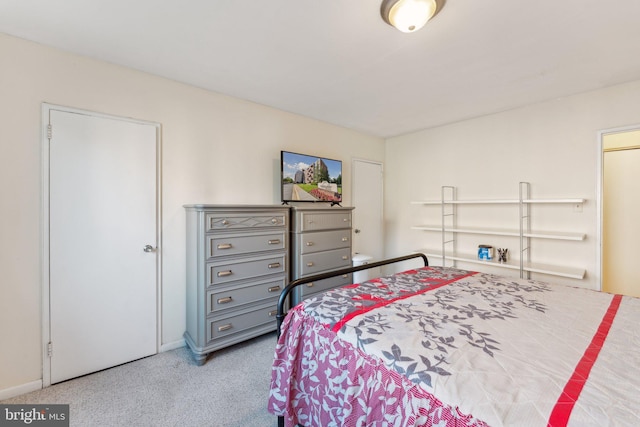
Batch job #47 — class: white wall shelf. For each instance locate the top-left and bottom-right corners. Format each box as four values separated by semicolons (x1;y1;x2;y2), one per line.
412;225;585;241
421;252;586;280
411;198;585;205
524;231;585;241
411;199;519;205
413;183;587;280
412;225;520;237
423;251;521;272
523;198;585;204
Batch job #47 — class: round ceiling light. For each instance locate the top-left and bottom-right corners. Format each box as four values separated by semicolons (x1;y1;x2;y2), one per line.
381;0;439;33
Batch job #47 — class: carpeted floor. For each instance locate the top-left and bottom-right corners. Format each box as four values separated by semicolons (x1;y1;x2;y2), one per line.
2;332;279;427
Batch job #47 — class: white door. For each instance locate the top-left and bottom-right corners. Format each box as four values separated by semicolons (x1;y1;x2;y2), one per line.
602;144;640;297
352;159;384;261
48;108;158;384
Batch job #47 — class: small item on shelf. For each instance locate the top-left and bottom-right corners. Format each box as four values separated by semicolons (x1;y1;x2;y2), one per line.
497;248;508;263
478;245;494;260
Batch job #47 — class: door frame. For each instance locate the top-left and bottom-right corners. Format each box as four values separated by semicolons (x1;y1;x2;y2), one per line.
40;103;163;387
596;123;640;293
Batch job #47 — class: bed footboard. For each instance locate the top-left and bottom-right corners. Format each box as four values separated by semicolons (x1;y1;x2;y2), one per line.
276;252;428;337
274;253;428;426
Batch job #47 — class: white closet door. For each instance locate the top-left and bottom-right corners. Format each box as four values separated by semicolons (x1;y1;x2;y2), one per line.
352;159;384;261
603;148;640;297
49;109;158;383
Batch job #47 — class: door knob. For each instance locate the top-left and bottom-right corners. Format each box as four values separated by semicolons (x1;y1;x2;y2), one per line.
354;229;361;234
143;245;156;252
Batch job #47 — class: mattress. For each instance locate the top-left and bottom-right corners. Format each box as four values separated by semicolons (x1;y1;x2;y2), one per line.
268;266;640;426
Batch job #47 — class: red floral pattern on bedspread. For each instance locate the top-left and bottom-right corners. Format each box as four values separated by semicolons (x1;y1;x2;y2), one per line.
268;267;489;426
269;266;640;427
268;305;487;427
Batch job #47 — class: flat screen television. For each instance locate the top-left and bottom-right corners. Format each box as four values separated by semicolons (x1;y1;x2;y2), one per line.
281;150;342;204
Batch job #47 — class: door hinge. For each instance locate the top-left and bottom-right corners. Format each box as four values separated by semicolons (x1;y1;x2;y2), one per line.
47;124;52;140
47;342;53;357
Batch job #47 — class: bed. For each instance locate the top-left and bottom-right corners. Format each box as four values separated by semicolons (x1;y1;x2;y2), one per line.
268;254;640;426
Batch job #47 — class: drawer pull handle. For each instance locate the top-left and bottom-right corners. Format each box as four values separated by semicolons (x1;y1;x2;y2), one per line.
217;270;233;277
268;310;278;317
268;239;280;245
221;219;229;226
217;297;233;304
343;218;348;222
306;242;314;246
271;218;278;224
342;237;349;242
342;274;348;278
306;262;314;267
217;243;233;250
342;256;349;260
307;282;314;288
268;286;281;293
268;262;281;269
218;324;233;332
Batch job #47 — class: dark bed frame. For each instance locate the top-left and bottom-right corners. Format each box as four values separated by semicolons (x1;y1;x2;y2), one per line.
274;253;429;427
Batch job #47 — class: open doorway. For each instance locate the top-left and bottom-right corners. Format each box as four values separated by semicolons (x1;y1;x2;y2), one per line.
600;127;640;297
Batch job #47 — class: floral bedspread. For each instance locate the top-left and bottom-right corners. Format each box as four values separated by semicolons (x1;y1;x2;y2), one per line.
268;266;640;426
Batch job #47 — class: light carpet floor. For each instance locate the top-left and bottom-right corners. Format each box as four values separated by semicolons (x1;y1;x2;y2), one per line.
2;332;279;427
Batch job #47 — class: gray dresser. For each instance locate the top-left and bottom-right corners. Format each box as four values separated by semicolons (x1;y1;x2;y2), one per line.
184;205;289;365
290;206;354;306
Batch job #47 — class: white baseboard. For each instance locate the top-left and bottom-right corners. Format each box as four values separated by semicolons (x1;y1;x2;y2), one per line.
160;339;185;352
0;380;42;401
1;342;184;401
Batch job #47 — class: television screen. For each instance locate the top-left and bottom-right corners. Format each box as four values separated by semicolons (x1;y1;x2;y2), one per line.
281;151;342;204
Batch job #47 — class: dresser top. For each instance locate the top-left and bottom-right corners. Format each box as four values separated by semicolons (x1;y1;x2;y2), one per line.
184;204;353;211
289;205;354;212
184;204;290;210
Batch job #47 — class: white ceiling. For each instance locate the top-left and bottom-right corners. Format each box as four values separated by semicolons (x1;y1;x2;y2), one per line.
2;0;640;138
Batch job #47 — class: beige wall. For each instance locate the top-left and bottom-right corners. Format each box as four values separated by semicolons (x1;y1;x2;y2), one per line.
0;33;384;394
384;79;640;291
4;28;640;396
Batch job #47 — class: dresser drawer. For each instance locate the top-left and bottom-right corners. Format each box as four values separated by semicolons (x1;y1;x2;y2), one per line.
294;273;352;304
299;247;351;276
206;212;287;231
207;276;285;314
207;305;277;342
207;253;286;286
298;229;350;254
297;211;351;232
207;231;286;258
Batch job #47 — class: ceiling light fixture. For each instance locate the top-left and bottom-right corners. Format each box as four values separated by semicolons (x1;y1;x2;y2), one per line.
380;0;440;33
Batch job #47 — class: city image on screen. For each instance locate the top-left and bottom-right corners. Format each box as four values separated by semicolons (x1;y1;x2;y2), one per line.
281;151;342;203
